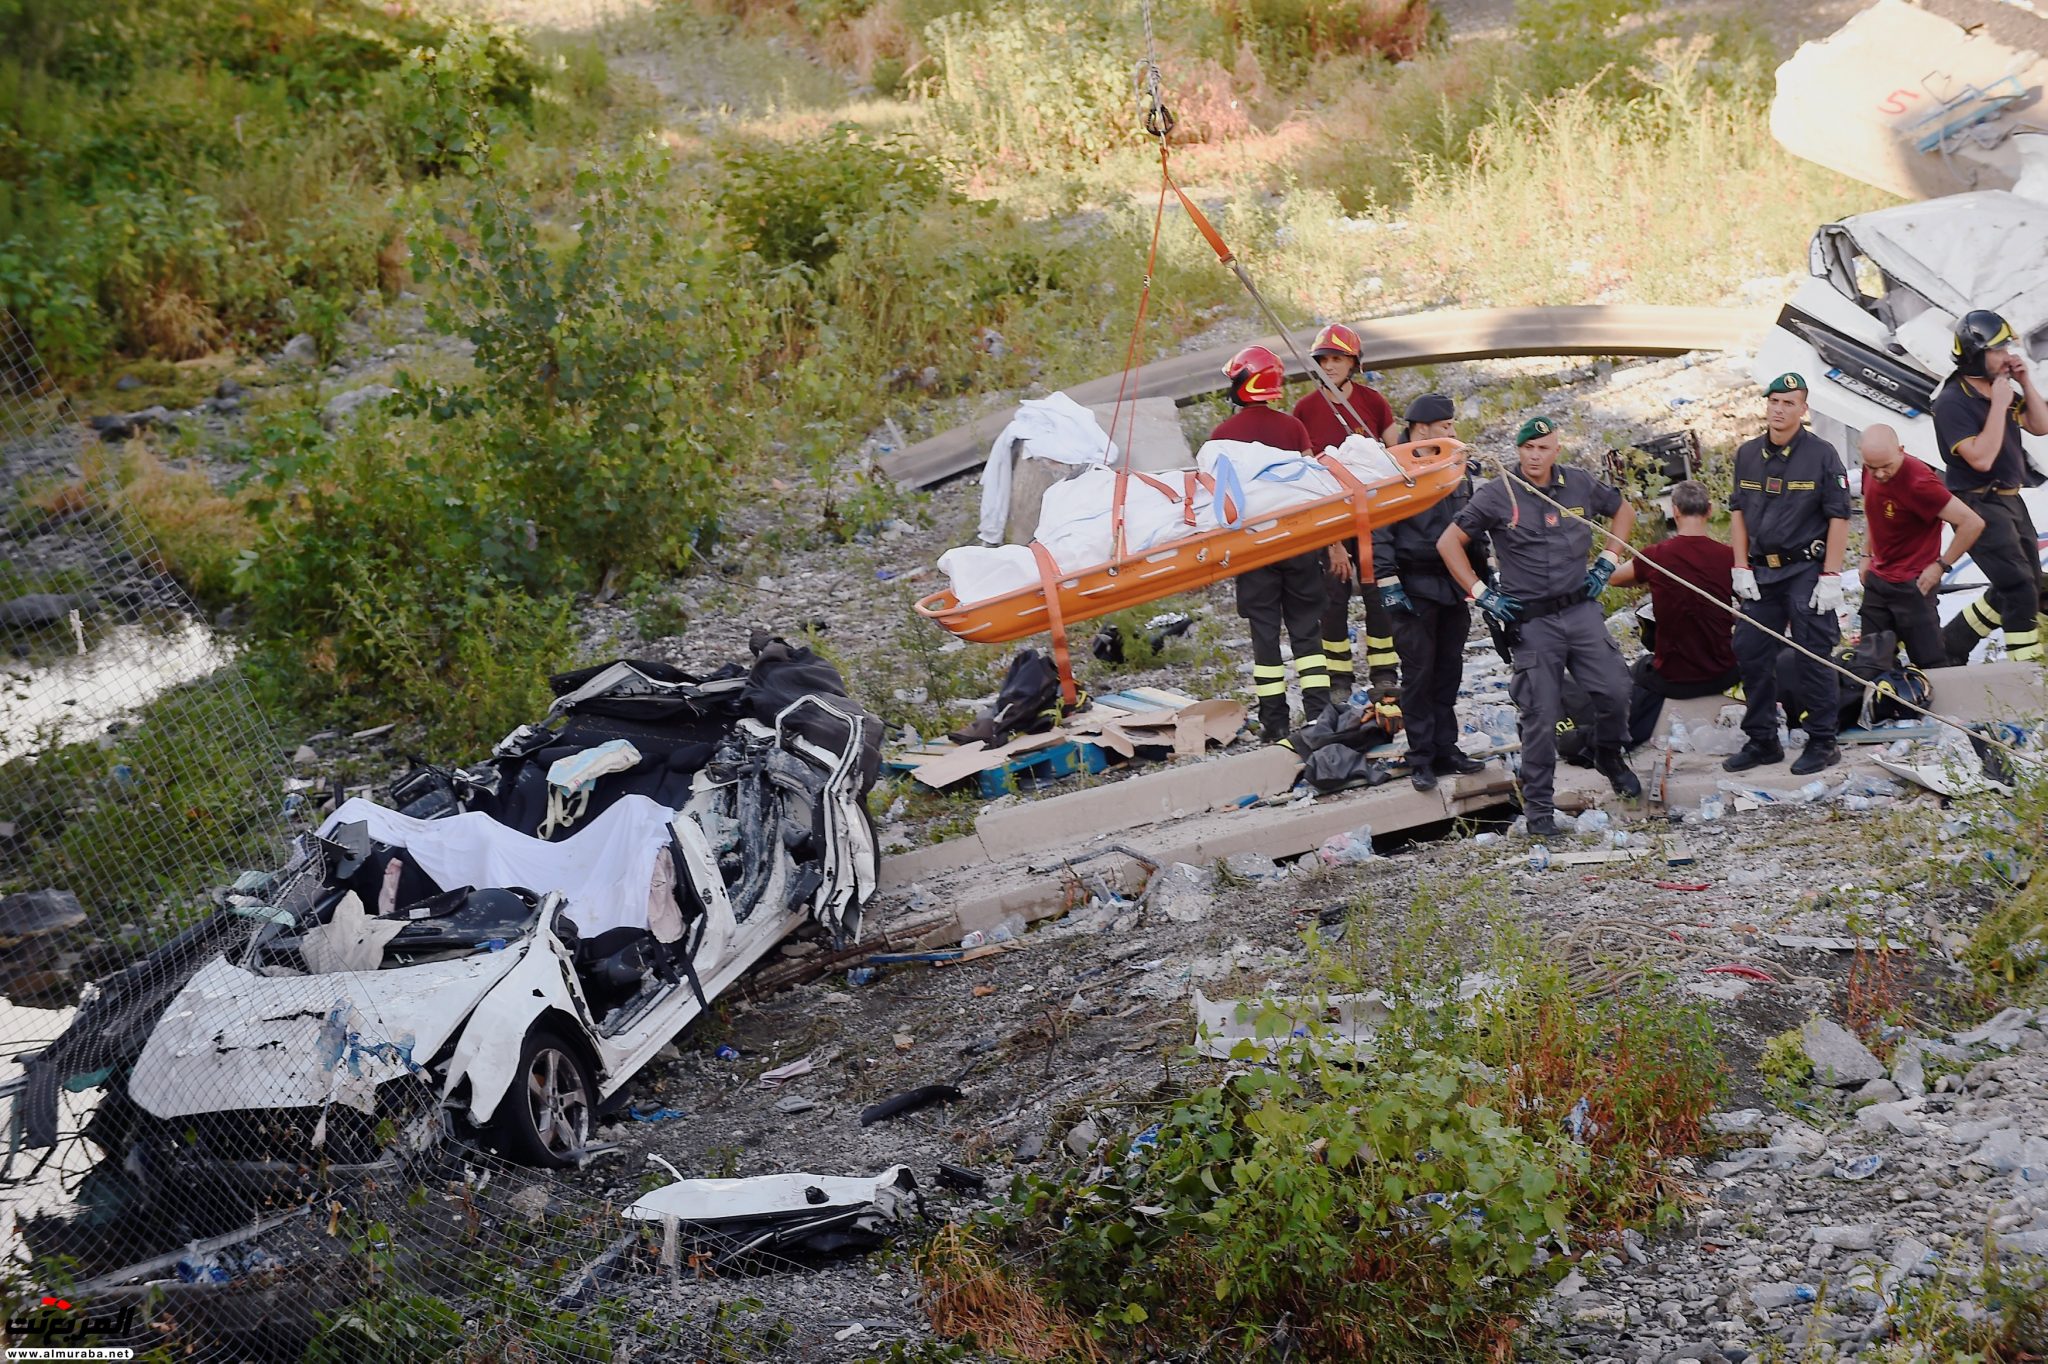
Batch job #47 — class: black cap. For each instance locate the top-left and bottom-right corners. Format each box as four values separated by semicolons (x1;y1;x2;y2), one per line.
1404;392;1455;424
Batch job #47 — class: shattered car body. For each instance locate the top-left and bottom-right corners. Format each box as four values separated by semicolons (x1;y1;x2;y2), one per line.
1756;158;2048;578
16;645;880;1183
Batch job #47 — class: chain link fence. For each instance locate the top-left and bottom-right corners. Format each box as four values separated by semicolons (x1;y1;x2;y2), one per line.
0;314;905;1363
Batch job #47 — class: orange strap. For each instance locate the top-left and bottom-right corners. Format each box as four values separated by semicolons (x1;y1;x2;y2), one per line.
1166;167;1234;266
1316;454;1377;576
1028;541;1078;707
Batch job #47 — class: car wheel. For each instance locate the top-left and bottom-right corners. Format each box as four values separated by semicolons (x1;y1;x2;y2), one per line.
490;1026;595;1168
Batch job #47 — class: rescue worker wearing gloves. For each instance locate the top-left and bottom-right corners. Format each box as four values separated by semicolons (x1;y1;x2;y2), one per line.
1373;393;1488;793
1859;423;1982;669
1724;373;1852;777
1211;345;1331;740
1438;416;1641;838
1293;323;1401;702
1933;309;2048;664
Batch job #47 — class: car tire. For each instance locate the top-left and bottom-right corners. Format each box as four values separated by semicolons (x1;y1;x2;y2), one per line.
489;1025;596;1168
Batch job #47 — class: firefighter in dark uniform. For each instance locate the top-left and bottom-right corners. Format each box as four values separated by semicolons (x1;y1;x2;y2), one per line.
1292;323;1401;702
1438;416;1640;837
1934;309;2048;664
1724;373;1853;777
1373;393;1488;792
1211;345;1330;741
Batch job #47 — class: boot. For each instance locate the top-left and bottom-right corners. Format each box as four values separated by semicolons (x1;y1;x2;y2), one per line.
1409;767;1439;792
1524;812;1563;838
1593;747;1641;799
1722;739;1785;773
1789;739;1840;776
1434;751;1486;776
1259;696;1292;744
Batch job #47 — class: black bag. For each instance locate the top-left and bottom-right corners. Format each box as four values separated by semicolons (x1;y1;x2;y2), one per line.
948;649;1088;748
1775;631;1931;733
1289;702;1399;793
1555;678;1604;767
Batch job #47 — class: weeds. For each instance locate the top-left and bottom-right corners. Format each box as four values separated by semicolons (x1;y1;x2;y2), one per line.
923;883;1722;1361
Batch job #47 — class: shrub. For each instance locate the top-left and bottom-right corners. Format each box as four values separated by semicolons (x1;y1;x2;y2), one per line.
923;1;1139;172
926;896;1725;1360
718;124;946;269
1208;0;1431;86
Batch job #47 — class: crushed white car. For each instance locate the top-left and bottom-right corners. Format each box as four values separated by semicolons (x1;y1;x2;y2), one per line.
18;640;880;1179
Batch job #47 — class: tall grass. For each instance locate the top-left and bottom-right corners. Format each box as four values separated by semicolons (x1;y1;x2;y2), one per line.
1261;40;1895;320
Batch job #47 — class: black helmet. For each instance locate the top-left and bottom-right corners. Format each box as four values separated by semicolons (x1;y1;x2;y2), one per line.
1954;309;2017;378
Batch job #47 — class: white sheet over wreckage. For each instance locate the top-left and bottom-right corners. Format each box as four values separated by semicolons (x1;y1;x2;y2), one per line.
321;794;674;937
1840;193;2048;344
625;1166;917;1223
976;392;1120;546
128;950;524;1119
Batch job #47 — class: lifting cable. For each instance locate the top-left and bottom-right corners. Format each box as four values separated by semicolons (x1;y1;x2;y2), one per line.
1472;450;2037;773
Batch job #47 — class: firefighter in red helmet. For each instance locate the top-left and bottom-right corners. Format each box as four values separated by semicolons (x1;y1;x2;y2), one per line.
1212;345;1331;739
1293;322;1401;706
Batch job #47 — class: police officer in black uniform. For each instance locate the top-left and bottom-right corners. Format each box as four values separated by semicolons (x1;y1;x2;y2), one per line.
1439;416;1640;837
1934;309;2048;664
1374;393;1488;792
1724;373;1853;776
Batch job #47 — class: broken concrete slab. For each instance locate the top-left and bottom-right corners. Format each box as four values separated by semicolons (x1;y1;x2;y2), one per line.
1802;1017;1887;1087
1770;0;2048;199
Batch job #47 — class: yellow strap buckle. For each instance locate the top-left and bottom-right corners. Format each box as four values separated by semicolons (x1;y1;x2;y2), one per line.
1763;553;1783;569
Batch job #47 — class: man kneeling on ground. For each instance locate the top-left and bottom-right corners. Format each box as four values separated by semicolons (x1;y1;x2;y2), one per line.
1606;479;1740;748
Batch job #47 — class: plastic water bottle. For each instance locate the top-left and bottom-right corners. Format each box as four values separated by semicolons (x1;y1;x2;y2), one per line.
1699;794;1725;822
1575;808;1610;839
1797;779;1828;803
1527;843;1551;870
1667;716;1692;753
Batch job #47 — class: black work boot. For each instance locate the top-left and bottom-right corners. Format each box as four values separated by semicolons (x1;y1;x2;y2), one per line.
1300;687;1332;725
1410;766;1440;792
1789;739;1841;776
1593;747;1642;799
1722;739;1785;773
1259;697;1292;744
1435;751;1486;776
1524;811;1563;838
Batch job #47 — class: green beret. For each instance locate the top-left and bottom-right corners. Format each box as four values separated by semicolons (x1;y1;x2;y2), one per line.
1514;415;1556;446
1764;372;1808;395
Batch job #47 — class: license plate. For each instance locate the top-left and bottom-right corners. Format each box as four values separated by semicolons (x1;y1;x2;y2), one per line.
1826;367;1922;417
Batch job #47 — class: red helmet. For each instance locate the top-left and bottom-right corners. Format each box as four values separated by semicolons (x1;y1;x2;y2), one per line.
1223;345;1285;405
1310;323;1362;361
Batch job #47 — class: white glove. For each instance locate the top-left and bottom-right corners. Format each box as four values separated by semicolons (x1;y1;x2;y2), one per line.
1809;572;1845;615
1731;566;1760;601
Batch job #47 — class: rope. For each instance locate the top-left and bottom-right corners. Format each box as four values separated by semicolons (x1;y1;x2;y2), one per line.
1469;449;2036;769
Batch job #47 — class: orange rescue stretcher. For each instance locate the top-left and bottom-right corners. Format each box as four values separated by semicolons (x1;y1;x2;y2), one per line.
916;437;1470;702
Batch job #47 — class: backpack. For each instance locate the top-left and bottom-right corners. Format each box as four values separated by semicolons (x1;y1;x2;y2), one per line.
1776;631;1931;733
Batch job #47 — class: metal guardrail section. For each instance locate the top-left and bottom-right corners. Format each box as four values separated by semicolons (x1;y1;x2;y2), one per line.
880;304;1773;488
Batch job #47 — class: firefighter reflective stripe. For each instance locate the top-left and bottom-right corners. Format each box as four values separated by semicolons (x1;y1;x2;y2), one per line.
2009;619;2045;660
1294;654;1329;682
1253;663;1289;697
1956;597;2000;638
1364;633;1399;669
1323;637;1354;679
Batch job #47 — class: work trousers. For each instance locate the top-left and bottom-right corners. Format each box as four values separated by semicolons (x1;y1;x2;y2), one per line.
1626;655;1740;749
1510;600;1631;818
1390;597;1469;771
1733;560;1840;745
1240;550;1330;729
1860;572;1948;669
1940;491;2044;663
1320;560;1400;697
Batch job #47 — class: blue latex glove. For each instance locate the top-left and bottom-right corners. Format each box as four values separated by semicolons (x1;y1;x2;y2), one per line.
1583;552;1619;600
1472;583;1522;623
1379;581;1415;613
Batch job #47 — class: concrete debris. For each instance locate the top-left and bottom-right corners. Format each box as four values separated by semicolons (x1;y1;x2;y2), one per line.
1801;1017;1886;1087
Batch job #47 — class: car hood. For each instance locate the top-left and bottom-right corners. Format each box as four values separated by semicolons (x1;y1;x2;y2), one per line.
128;949;525;1120
1837;191;2048;340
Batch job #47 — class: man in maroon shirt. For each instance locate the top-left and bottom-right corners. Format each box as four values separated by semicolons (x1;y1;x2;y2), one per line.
1859;423;1983;668
1292;324;1400;703
1213;345;1331;739
1608;480;1741;747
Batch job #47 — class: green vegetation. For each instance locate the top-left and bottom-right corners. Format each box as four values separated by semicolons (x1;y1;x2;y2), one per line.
923;889;1724;1361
